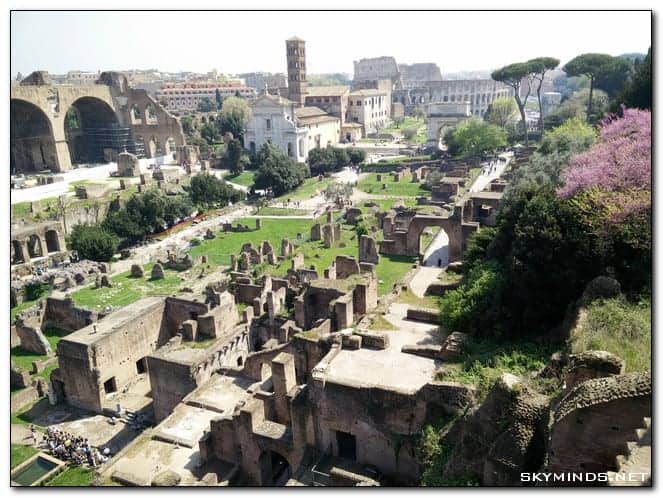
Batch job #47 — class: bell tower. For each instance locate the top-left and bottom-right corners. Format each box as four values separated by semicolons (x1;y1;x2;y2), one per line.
286;36;307;106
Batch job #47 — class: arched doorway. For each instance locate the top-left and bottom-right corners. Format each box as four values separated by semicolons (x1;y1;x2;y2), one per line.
165;136;177;156
64;97;121;165
45;230;61;253
27;234;43;259
259;450;292;486
420;227;449;267
11;240;25;264
147;137;157;158
10;99;57;174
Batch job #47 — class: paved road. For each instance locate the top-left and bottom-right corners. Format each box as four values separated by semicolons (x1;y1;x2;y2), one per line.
11;155;178;204
409;266;443;298
469;151;512;193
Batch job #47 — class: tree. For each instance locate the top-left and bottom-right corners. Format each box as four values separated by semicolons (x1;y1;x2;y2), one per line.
253;143;309;197
545;88;609;129
181;116;194;135
67;224;118;262
226;138;244;175
402;125;418;141
215;88;223;110
563;53;618;122
527;57;560;132
217;96;251;143
446;118;507;159
412;107;427;121
103;190;193;241
197;97;215;113
393;116;405;128
323;182;353;207
492;62;536;145
613;47;651;111
187;173;245;209
307;146;350;176
347;148;366;166
200;123;219;145
484;97;518;129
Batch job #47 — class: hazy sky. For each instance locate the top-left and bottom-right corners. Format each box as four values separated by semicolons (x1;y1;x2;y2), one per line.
10;11;652;77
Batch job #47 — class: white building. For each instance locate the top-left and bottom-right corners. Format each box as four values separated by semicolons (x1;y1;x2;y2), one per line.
347;89;390;135
245;94;340;163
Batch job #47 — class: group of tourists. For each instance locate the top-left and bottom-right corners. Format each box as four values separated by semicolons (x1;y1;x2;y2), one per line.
36;425;111;468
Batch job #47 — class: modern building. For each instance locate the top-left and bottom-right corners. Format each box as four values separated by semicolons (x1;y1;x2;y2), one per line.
239;72;288;95
346;89;391;135
155;81;256;111
244;93;340;162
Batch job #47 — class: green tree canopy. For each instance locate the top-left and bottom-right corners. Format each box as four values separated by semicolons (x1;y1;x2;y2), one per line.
253;143;309;197
187;173;245;209
484;97;518;129
68;224;118;262
492;62;537;145
563;53;619;121
445;118;507;158
197;97;215;113
527;56;560;131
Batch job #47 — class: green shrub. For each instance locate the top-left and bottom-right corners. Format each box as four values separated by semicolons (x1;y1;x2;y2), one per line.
67;224;118;262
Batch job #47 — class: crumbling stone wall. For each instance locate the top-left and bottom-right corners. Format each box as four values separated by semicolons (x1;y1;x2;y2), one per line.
548;371;652;474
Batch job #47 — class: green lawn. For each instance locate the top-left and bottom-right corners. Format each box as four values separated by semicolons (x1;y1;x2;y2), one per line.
11;326;69;372
189;217;316;267
11;444;38;469
71;262;191;311
11;202;32;219
357;172;427;197
46;466;95;487
225;170;255;187
277;176;337;201
359;198;418;213
256;207;310;216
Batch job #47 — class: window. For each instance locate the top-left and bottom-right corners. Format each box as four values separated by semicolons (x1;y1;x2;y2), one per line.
266;118;271;130
103;377;117;394
336;431;357;461
136;357;147;374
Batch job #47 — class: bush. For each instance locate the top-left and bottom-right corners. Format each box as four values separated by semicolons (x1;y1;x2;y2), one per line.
23;282;52;302
355;221;368;238
187;173;245;209
253;143;309;197
68;224;118;262
348;148;366;165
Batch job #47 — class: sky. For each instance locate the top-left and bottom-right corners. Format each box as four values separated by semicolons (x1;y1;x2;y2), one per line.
10;10;652;78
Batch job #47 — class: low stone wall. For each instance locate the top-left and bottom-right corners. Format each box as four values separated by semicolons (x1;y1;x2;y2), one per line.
406;307;440;324
10;386;41;413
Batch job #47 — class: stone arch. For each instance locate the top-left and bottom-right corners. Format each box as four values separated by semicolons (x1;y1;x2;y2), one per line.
164;136;177;155
10;98;58;174
130;104;143;125
27;234;44;259
145;103;158;125
11;240;26;264
45;229;61;253
406;215;464;262
147;137;158;158
64;96;120;165
258;450;292;486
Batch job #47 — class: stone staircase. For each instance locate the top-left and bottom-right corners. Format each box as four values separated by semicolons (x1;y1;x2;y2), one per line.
608;417;651;486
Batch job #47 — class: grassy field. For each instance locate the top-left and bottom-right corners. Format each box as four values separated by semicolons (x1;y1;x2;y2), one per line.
225;170;255;187
357;172;427;197
71;262;193;311
46;467;95;486
11;326;70;372
189;217;315;267
440;338;560;399
369;314;397;330
255;207;310;216
383;117;427;144
277;176;337;201
359;198;418;213
10;444;38;469
571;296;651;372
